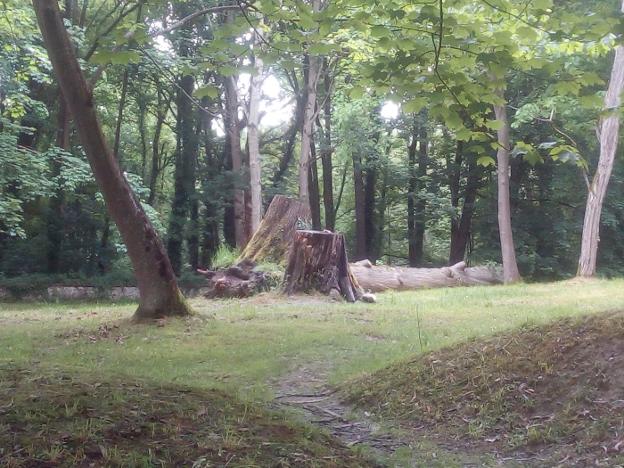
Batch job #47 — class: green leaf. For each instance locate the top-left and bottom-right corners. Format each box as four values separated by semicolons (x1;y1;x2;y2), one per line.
477;156;496;167
194;86;219;99
402;97;427;114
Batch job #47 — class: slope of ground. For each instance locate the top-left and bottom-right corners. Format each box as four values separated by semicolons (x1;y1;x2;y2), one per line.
344;310;624;465
0;363;369;467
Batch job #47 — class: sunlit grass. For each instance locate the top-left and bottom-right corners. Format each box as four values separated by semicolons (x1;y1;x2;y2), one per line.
1;278;622;404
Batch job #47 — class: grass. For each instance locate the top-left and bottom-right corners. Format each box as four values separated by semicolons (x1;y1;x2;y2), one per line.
344;311;624;466
1;278;624;465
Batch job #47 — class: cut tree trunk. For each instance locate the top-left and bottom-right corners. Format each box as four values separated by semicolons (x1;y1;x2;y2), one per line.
33;0;191;320
239;195;311;265
578;2;624;277
351;260;503;293
284;230;363;302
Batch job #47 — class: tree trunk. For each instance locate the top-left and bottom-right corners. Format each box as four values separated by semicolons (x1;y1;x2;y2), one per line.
298;1;322;209
167;71;197;275
351;259;503;292
449;158;481;265
284;230;363;302
578;4;624;277
247;43;264;235
352;150;367;260
147;91;167;206
33;0;191;319
239;195;311;265
309;139;322;230
320;61;335;230
493;88;521;283
223;74;247;248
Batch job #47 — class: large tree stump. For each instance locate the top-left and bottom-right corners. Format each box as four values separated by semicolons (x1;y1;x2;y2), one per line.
239;195;311;265
350;260;503;292
284;230;363;302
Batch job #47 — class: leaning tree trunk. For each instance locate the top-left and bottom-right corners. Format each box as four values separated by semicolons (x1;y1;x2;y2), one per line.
351;260;503;292
578;4;624;277
33;0;191;319
284;230;363;302
493;85;521;284
239;195;311;265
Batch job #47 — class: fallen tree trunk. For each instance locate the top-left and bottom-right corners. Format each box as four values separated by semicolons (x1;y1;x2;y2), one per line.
239;195;311;265
284;230;363;302
351;260;503;293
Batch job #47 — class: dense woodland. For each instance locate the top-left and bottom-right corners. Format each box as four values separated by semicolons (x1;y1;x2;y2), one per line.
1;0;623;289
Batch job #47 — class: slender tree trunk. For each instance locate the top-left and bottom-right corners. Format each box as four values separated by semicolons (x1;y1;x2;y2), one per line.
147;99;166;206
449;158;481;265
247;44;264;234
407;122;418;266
298;0;323;208
353;151;367;260
493;88;521;283
309;139;322;229
167;70;197;275
364;159;377;261
272;91;303;188
33;0;191;319
578;5;624;276
223;74;247;248
413;124;428;265
320;61;335;230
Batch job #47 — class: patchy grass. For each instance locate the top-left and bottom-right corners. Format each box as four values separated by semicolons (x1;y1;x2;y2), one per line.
1;278;624;465
344;311;624;466
0;364;368;467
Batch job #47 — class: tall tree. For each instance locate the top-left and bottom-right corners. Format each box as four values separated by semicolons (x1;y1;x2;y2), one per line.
33;0;191;319
298;0;323;209
578;0;624;277
493;84;521;283
247;32;265;234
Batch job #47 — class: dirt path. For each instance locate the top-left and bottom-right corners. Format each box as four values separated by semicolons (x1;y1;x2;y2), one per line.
272;365;407;460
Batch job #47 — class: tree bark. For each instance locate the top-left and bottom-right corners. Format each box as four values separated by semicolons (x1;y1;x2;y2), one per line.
298;0;323;209
578;3;624;277
449;157;481;265
309;139;322;230
351;260;502;292
352;150;367;260
33;0;191;319
493;88;521;283
247;42;264;235
284;230;363;302
239;195;311;265
319;60;335;230
223;74;247;248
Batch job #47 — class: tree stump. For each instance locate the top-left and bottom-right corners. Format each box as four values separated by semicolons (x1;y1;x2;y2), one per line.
239;195;311;265
284;230;363;302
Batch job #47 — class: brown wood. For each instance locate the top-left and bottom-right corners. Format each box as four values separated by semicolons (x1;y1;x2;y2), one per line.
239;195;311;265
351;260;503;293
284;230;363;302
33;0;191;320
197;260;272;299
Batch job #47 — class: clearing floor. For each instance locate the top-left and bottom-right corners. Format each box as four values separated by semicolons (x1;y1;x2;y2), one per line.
1;278;623;466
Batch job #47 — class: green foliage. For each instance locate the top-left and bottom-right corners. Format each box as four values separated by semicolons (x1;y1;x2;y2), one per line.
210;245;240;270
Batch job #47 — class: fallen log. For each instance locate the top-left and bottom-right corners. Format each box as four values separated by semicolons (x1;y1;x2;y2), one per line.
350;260;503;293
284;230;363;302
239;195;310;265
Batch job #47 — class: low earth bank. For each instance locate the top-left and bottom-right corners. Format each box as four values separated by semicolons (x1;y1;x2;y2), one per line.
343;311;624;466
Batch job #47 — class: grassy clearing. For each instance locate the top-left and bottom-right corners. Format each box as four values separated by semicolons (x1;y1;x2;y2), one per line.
1;279;623;465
